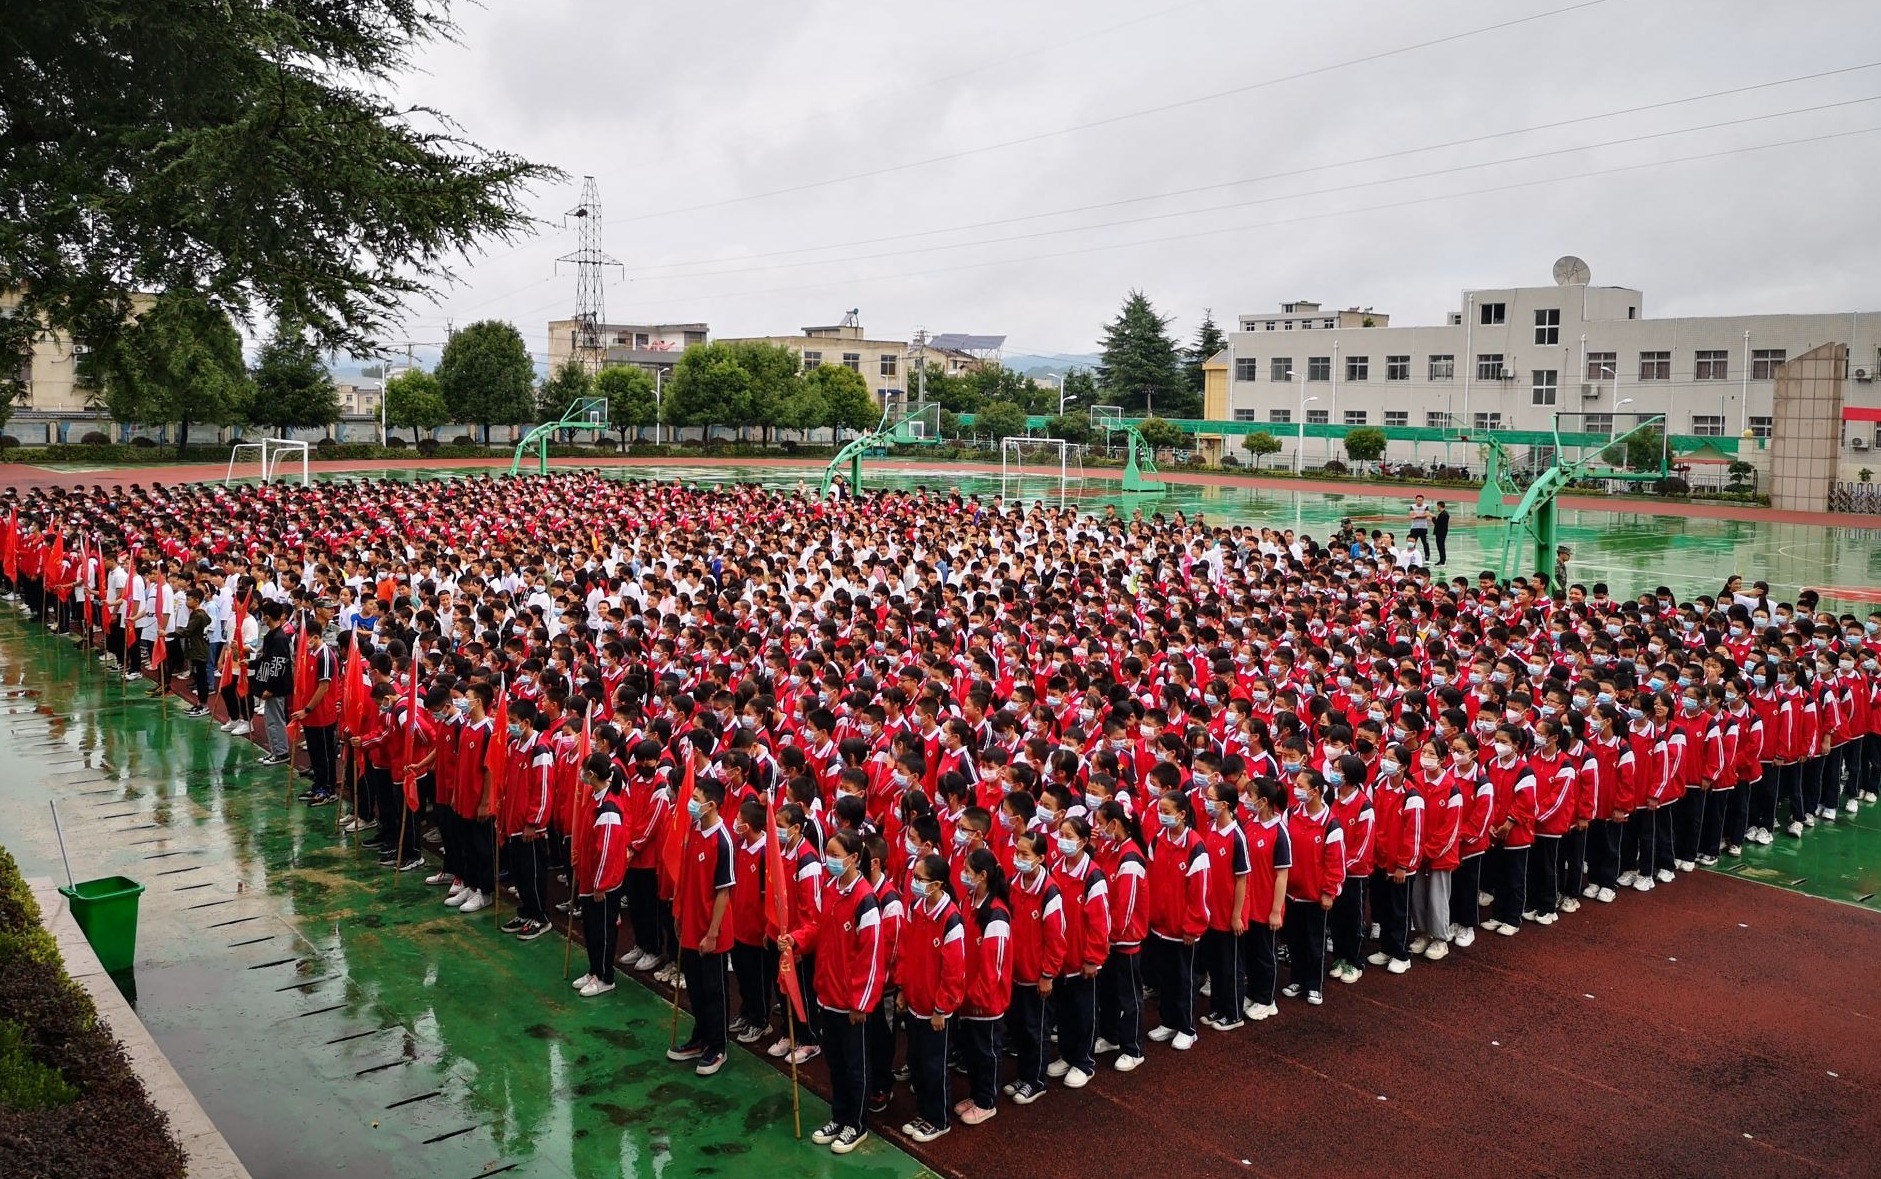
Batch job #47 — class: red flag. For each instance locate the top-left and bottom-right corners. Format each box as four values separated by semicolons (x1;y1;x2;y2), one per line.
484;685;510;824
659;746;697;892
2;507;16;583
286;615;311;746
766;794;808;1022
401;661;422;811
568;706;594;885
44;532;65;599
148;582;169;684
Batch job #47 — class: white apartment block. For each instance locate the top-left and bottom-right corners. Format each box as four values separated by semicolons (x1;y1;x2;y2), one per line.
1222;260;1881;462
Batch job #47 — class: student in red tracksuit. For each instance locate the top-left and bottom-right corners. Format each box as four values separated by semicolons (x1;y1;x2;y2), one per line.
1482;724;1537;933
768;802;825;1065
1198;781;1250;1028
670;776;736;1076
1090;801;1148;1070
1004;830;1065;1103
1144;790;1209;1047
1046;817;1108;1087
861;835;904;1117
784;830;884;1155
1367;746;1423;972
1283;768;1344;1003
1447;735;1494;947
1238;776;1291;1018
574;753;629;996
1326;755;1374;984
728;798;774;1040
1580;707;1629;901
1413;739;1462;957
956;847;1012;1127
1525;720;1575;924
894;854;966;1144
501;700;556;939
619;741;673;971
1722;683;1764;855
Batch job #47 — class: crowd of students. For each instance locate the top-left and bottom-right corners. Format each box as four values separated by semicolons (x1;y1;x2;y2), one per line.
4;471;1878;1157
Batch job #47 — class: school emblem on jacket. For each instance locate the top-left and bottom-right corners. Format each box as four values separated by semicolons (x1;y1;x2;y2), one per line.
844;920;854;931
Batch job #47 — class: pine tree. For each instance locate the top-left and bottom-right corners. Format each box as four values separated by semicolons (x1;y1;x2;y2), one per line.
1096;292;1190;417
1185;308;1227;400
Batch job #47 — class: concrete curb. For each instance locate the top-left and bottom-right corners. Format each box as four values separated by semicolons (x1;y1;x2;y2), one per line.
27;876;254;1179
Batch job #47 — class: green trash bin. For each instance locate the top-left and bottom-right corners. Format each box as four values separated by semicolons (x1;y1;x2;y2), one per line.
58;876;146;974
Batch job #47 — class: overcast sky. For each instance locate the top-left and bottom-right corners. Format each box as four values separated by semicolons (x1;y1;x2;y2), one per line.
386;0;1881;367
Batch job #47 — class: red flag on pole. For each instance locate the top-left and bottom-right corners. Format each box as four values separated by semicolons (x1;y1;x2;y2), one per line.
44;532;65;598
401;660;422;812
659;746;696;893
148;582;168;681
765;792;808;1024
286;615;311;746
484;684;510;824
2;507;17;583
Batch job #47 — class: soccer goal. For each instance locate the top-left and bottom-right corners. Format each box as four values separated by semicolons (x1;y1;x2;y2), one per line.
1000;436;1082;506
225;437;310;486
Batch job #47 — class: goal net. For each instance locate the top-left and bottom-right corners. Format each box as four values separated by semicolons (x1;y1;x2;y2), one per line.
1000;436;1083;506
225;438;310;486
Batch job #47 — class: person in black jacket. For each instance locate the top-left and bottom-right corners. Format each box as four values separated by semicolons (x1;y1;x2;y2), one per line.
253;600;295;764
1432;501;1451;567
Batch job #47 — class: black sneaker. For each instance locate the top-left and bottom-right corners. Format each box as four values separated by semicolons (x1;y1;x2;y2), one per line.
516;920;551;941
396;856;425;872
866;1091;891;1114
500;917;527;934
891;1063;911;1082
666;1042;704;1062
306;793;336;808
810;1121;840;1145
831;1126;868;1154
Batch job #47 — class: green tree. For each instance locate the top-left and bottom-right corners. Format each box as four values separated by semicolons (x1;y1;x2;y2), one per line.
1063;367;1099;408
909;362;977;413
1135;416;1191;451
774;385;828;437
0;1;556;357
436;320;534;444
535;359;593;423
974;400;1029;442
1244;431;1282;468
724;341;803;441
382;369;448;445
1184;308;1227;398
594;365;657;448
967;365;1047;415
805;364;880;434
1096;291;1190;417
248;320;339;434
1343;426;1387;462
665;343;752;441
1601;425;1666;471
1046;410;1093;445
76;291;252;456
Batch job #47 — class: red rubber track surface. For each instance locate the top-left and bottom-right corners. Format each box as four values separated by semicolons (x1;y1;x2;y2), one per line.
769;871;1880;1179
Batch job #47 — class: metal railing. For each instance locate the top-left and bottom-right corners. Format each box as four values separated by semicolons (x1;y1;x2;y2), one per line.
1829;481;1881;514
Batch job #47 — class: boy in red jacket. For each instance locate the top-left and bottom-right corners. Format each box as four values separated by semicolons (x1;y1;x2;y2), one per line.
573;753;629;997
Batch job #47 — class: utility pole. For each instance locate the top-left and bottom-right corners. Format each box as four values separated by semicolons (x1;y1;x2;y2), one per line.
912;328;928;408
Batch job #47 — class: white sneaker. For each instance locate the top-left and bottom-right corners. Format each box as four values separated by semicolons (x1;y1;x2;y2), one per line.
1064;1066;1092;1089
1757;828;1775;845
1365;951;1390;967
1846;799;1860;815
1047;1059;1071;1078
423;871;453;886
220;720;238;732
1198;978;1211;997
1558;897;1580;913
1633;877;1655;892
1676;860;1695;873
1804;813;1817;828
1114;1053;1143;1072
1618;871;1637;886
786;1044;820;1065
444;887;470;907
1171;1032;1196;1051
1147;1025;1176;1043
579;978;615;998
458;890;489;913
1452;927;1475;948
1477;891;1494;908
1655;868;1675;884
1424;940;1449;961
1409;936;1431;955
768;1037;792;1058
1786;821;1804;837
1495;922;1518;936
1862;792;1878;804
1481;919;1505;933
231;721;251;736
1093;1037;1120;1055
1596;887;1617;903
1581;883;1600;899
1245;1002;1278;1020
1535;912;1558;925
1386;957;1410;974
572;973;595;990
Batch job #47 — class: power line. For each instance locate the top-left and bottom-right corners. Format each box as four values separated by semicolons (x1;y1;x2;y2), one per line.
614;0;1614;223
628;61;1881;276
614;95;1881;284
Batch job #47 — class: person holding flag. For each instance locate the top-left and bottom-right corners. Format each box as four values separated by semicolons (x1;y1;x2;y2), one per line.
218;585;259;736
573;751;629;997
667;770;735;1078
292;618;341;806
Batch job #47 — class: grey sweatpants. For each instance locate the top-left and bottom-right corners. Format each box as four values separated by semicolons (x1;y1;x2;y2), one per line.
1412;867;1453;942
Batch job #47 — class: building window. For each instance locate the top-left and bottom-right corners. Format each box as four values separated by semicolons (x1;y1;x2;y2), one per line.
1694;350;1727;380
1323;319;1335;329
1691;414;1725;436
1300;320;1312;330
1752;349;1787;380
1428;354;1455;381
634;332;650;349
1386;355;1410;381
1265;322;1276;331
1473;411;1503;430
1531;369;1558;406
1345;355;1369;381
802;350;823;370
1583;413;1614;435
1270;357;1292;382
1306;409;1330;424
1476;353;1505;380
1268;408;1292;424
1638;351;1671;381
1284;321;1293;330
1343;410;1368;425
1233;358;1259;382
842;352;861;372
1534;308;1560;345
1233;409;1261;422
879;353;898;377
1307;356;1331;381
1628;306;1637;319
1748;415;1773;438
1585;351;1616;381
1480;302;1506;325
1426;411;1451;429
1384;410;1409;427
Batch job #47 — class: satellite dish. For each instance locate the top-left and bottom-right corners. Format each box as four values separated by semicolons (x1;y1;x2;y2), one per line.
1553;255;1591;286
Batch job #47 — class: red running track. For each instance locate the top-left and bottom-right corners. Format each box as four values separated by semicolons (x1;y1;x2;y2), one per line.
762;871;1879;1179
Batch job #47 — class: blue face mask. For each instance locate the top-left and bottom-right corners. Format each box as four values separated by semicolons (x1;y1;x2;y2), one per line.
687;798;704;820
1647;678;1666;693
1056;836;1079;857
1752;674;1767;688
825;854;849;877
1282;761;1302;775
1327;770;1344;788
1293;787;1310;804
1015;857;1041;876
1158;812;1181;830
508;722;523;739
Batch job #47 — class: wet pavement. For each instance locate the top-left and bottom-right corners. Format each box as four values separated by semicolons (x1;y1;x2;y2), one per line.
0;613;932;1179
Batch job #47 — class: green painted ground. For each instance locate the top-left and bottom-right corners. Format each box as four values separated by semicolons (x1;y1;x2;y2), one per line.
0;615;933;1179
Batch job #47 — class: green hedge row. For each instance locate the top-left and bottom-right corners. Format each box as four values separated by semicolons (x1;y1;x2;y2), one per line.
0;847;186;1179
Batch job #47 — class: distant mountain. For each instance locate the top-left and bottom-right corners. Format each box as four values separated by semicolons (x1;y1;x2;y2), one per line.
1006;352;1100;376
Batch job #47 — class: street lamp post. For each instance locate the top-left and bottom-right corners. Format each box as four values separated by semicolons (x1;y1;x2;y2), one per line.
654;368;665;446
1291;368;1318;474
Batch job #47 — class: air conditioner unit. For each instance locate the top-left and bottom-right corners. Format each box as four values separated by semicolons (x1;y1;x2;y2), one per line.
1853;436;1871;450
1499;369;1517;381
1579;383;1600;398
1856;368;1873;383
69;344;90;355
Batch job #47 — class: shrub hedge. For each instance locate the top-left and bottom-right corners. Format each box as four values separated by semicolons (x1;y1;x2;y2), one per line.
0;847;186;1179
